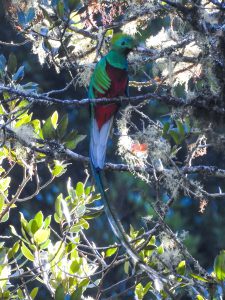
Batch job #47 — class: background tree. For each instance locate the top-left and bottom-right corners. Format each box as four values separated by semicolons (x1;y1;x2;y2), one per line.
1;0;225;299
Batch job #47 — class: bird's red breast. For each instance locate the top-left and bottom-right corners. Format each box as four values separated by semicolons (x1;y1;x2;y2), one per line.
94;61;128;130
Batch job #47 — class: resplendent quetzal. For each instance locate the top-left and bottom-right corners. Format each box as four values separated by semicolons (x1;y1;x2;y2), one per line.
88;34;163;283
89;33;134;169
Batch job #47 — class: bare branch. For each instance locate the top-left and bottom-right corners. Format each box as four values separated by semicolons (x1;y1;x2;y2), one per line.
0;39;31;47
1;85;224;115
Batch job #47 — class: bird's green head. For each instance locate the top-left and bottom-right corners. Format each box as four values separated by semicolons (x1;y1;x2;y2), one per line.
110;33;135;55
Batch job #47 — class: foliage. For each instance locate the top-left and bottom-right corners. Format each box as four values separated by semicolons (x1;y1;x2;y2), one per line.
0;178;101;299
1;0;225;299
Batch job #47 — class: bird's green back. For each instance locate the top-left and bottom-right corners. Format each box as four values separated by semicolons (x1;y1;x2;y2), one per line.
88;33;134;99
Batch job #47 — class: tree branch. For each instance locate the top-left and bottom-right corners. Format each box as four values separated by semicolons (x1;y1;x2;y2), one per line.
5;126;225;181
0;85;224;115
0;39;31;46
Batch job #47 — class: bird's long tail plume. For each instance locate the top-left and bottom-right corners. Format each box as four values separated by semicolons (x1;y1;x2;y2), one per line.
90;162;165;285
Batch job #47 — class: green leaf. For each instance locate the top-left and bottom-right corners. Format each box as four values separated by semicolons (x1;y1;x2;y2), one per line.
34;229;50;245
55;193;63;219
124;261;129;274
70;223;82;233
21;226;30;240
15;114;32;128
76;182;84;197
30;287;39;300
70;287;82;300
0;167;4;176
83;208;103;219
149;235;156;245
52;162;66;177
66;134;86;150
169;130;180;145
21;242;34;261
176;120;185;138
10;224;29;243
157;245;164;254
70;11;82;28
17;289;24;299
79;278;89;288
42;115;56;139
0;104;5;115
105;247;117;257
34;211;44;229
10;225;19;237
185;117;191;133
79;218;89;229
196;295;205;300
162;122;170;136
0;198;5;212
8;241;20;259
43;215;51;228
57;1;65;18
64;130;86;150
67;177;76;200
7;53;17;74
214;250;225;281
87;192;101;202
31;119;41;134
70;219;89;233
51;111;58;129
70;260;81;273
1;212;9;223
190;273;209;282
105;29;113;37
20;212;29;231
22;82;39;92
18;99;29;108
57;114;68;139
3;91;10;100
143;282;152;294
135;283;144;300
54;212;60;223
2;291;10;299
55;284;65;300
85;186;92;196
135;282;151;300
76;204;86;217
29;219;39;234
0;177;11;192
40;238;51;250
176;260;186;275
12;66;25;82
63;129;78;141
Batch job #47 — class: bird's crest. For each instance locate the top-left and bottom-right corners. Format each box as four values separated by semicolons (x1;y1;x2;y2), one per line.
111;33;133;46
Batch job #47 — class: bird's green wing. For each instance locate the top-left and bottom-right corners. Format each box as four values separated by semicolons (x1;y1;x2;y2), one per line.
88;57;111;99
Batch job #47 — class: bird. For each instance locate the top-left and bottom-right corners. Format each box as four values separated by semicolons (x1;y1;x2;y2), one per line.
89;33;134;169
88;33;164;284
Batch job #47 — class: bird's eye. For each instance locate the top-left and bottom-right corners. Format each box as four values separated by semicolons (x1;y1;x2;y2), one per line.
121;41;125;46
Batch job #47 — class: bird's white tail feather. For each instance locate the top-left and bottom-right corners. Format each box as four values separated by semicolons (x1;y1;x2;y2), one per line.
90;118;113;169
